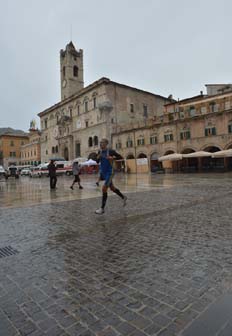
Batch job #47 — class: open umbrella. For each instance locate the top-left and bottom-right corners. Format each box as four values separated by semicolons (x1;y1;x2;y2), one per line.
73;157;88;163
80;159;98;166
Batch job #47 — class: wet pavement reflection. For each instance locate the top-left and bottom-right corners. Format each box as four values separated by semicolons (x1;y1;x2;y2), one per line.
1;172;232;209
1;173;232;335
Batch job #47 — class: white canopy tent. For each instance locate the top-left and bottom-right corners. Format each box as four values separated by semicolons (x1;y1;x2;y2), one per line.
158;153;183;162
182;151;212;158
211;149;232;158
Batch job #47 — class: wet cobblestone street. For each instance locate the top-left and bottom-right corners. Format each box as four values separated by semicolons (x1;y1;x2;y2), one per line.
1;173;232;335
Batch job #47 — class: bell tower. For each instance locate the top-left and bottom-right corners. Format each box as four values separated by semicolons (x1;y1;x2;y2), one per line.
60;41;84;100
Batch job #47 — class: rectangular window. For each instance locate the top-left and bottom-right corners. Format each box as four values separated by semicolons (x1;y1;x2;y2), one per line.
228;124;232;133
205;127;216;136
209;102;216;113
225;101;231;110
143;105;148;118
126;140;133;148
137;138;145;146
44;119;48;129
10;140;14;146
201;106;207;114
77;105;80;115
189;106;196;117
85;101;88;112
93;97;97;109
164;134;174;142
76;143;81;157
85;121;89;128
116;143;122;149
179;112;185;119
168;114;174;121
130;104;134;113
150;136;157;144
180;131;191;140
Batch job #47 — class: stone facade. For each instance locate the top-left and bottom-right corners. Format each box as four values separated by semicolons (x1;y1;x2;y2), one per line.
112;85;232;172
60;41;84;100
20;129;41;166
38;42;171;163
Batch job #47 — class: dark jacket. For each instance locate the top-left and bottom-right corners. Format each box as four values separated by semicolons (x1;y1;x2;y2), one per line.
48;163;57;177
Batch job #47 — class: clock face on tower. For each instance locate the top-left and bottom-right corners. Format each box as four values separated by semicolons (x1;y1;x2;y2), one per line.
62;79;67;88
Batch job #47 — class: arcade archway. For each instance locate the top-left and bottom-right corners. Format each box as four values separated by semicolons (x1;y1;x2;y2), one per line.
180;148;197;172
201;146;223;171
150;152;161;172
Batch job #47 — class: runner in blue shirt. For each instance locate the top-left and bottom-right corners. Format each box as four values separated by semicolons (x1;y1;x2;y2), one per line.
95;138;127;214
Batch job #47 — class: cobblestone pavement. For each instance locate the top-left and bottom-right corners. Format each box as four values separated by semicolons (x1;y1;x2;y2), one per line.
1;173;232;335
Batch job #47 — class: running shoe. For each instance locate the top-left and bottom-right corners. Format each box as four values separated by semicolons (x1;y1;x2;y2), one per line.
123;196;127;207
95;208;104;214
79;186;83;189
70;186;73;190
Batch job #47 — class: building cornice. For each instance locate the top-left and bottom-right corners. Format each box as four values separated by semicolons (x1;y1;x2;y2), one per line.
38;78;173;118
165;90;232;107
0;134;29;138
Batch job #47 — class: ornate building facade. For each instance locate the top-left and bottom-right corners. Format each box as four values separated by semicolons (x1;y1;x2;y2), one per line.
38;42;172;163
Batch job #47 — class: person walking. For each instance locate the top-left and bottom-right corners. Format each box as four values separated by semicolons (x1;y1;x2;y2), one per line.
95;138;127;214
48;160;57;189
70;161;83;190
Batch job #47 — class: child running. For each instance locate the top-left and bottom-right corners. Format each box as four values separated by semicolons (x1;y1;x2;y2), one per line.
95;138;127;214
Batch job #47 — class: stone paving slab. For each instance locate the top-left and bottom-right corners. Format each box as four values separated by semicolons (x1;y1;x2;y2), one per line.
182;293;232;336
1;175;232;335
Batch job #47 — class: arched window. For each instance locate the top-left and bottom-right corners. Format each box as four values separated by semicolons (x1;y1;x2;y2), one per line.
55;145;58;153
94;136;98;146
63;66;65;77
88;137;93;147
73;66;78;77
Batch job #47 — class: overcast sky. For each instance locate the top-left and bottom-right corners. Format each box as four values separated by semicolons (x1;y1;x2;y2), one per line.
0;0;231;131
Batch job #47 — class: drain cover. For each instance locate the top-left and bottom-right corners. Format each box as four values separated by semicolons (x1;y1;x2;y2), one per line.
0;246;19;258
